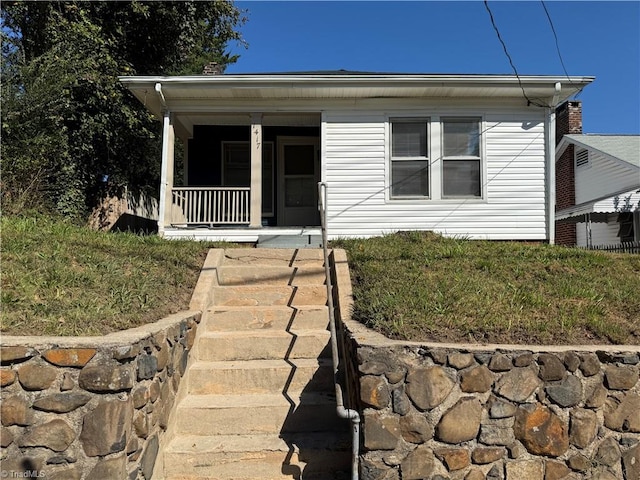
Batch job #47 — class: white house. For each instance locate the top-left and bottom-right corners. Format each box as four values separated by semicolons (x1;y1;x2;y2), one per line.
120;71;592;242
555;134;640;247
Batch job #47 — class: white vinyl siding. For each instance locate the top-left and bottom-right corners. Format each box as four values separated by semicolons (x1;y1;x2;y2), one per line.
576;216;620;247
323;110;547;240
575;150;639;205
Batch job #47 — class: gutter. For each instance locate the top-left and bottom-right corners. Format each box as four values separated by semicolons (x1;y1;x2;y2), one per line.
156;82;170;236
545;82;562;244
120;74;595;86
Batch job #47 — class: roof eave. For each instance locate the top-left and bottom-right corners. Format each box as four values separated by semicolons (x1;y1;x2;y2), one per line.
120;74;594;120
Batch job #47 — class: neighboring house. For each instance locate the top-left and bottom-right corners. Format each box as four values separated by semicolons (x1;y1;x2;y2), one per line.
555;132;640;247
120;71;592;242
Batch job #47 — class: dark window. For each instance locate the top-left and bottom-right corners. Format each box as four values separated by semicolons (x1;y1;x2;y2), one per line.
390;120;429;198
442;118;481;197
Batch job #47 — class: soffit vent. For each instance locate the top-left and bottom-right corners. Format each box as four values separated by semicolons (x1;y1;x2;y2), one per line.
575;148;590;168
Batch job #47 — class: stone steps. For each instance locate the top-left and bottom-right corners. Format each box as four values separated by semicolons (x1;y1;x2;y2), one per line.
203;306;329;331
164;434;350;480
187;359;334;395
161;248;348;480
196;330;331;361
221;248;325;266
211;285;327;307
216;265;326;287
175;392;346;435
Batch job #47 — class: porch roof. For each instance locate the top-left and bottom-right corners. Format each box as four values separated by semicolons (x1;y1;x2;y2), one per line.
120;72;593;121
556;188;640;223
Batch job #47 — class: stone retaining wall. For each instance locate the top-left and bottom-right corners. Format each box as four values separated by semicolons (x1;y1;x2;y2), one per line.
353;343;640;480
0;312;201;480
330;250;640;480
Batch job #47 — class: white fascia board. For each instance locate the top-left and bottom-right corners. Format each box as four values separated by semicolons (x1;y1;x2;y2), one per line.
119;75;593;100
555;136;572;160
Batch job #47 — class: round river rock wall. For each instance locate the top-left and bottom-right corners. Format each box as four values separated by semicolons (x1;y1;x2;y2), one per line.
348;342;640;480
328;249;640;480
0;311;200;480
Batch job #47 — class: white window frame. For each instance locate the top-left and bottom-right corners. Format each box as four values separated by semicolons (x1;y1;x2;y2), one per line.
388;117;431;199
221;141;275;217
386;114;486;202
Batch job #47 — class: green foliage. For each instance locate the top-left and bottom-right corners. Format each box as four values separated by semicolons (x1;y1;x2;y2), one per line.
333;232;640;345
1;1;245;219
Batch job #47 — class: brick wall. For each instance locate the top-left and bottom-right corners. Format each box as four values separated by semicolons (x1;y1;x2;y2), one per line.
555;101;582;246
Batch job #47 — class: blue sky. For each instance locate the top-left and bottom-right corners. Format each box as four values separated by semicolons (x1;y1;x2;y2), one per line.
227;1;640;134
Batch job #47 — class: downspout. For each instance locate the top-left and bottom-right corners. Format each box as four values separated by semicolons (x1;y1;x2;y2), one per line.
156;83;170;237
546;82;561;244
155;82;167;110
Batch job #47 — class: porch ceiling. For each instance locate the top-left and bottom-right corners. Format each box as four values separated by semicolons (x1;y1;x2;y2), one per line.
177;112;321;134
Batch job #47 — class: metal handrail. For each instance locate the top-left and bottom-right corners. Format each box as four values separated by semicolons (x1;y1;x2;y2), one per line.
318;182;360;480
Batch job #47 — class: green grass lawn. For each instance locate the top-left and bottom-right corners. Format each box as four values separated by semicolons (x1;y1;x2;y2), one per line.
2;216;639;345
333;231;640;345
1;215;225;336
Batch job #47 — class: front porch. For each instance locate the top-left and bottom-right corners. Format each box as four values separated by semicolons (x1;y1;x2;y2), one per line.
158;107;322;238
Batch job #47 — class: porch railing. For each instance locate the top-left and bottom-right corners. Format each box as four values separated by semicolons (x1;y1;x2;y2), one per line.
170;187;250;226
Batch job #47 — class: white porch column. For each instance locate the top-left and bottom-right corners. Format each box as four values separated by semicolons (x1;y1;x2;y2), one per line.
250;113;263;228
158;111;175;236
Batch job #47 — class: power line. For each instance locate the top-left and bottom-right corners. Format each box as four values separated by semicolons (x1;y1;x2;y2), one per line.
483;0;549;108
540;0;585;99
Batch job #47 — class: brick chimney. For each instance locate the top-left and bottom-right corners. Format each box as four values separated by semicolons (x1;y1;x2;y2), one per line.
203;62;223;76
555;100;582;246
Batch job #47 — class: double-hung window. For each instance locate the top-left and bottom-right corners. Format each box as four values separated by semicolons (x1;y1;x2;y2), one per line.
390;119;430;198
442;118;482;198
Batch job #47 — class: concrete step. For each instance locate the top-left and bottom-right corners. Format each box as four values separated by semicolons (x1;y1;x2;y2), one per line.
188;359;334;395
216;266;326;287
211;285;327;307
291;265;327;285
164;433;351;480
217;265;293;286
175;392;347;435
203;306;329;331
197;330;331;361
257;234;323;249
222;248;324;266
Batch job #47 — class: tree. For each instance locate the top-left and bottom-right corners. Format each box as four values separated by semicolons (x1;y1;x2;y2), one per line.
1;1;245;219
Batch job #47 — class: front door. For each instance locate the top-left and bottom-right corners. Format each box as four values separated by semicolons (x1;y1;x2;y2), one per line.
278;137;320;226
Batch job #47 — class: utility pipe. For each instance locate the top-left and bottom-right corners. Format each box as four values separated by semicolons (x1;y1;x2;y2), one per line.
318;182;361;480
